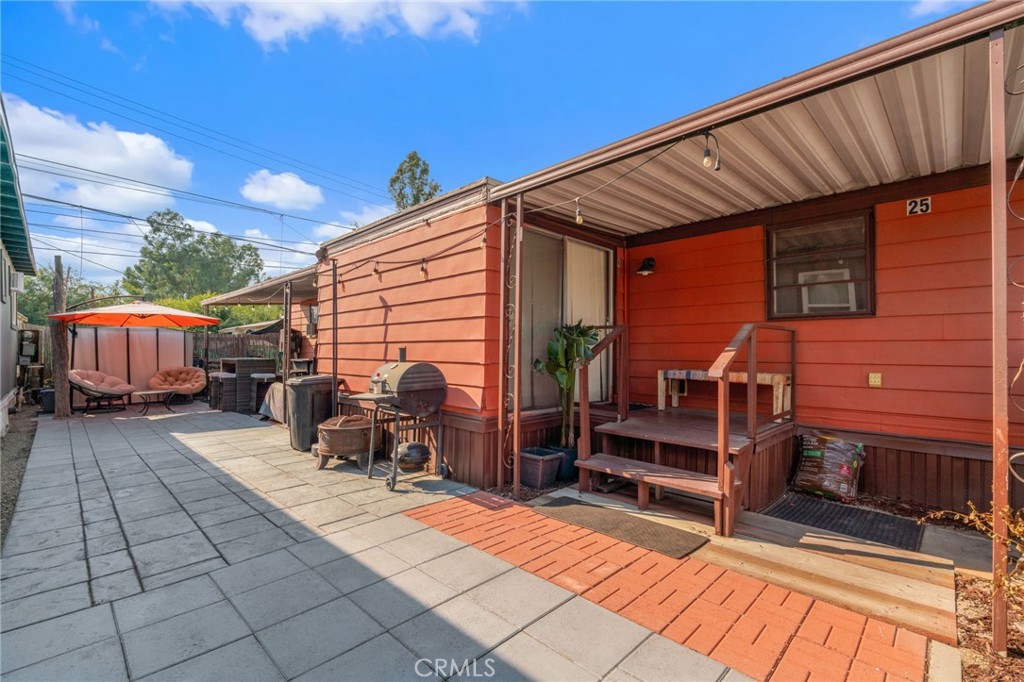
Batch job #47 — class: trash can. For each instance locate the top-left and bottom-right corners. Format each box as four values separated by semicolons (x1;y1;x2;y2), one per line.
286;374;335;451
39;388;55;414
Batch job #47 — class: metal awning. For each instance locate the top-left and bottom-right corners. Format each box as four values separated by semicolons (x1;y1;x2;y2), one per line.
201;264;318;306
492;3;1024;237
1;98;35;275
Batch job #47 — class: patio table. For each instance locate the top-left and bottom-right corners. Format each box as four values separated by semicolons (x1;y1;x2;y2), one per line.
136;389;175;416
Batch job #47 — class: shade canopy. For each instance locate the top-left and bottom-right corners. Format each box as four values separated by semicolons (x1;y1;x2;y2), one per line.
49;301;221;328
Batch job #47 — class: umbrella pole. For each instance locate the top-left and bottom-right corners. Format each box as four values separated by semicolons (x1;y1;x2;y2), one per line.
203;306;210;397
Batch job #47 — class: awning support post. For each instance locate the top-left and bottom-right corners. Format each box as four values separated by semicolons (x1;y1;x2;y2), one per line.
988;27;1009;657
498;198;508;490
512;194;524;500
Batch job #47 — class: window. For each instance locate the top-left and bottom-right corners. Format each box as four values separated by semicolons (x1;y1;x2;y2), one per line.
767;212;873;319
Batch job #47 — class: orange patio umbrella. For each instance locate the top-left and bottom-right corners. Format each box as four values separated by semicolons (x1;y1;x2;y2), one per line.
49;301;220;328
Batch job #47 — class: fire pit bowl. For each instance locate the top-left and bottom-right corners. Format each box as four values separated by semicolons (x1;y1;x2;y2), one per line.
315;415;383;470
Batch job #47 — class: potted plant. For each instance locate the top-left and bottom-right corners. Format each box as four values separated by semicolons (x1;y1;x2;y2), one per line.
533;320;600;480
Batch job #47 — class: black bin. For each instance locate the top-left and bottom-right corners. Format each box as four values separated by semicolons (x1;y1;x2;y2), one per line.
39;388;55;414
286;374;334;451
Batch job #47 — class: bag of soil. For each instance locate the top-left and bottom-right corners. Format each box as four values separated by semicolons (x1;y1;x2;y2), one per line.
793;432;865;502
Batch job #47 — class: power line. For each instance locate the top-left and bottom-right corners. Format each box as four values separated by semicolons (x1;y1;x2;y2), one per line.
32;236;126;275
23;201;317;255
2;54;390;199
17;156;353;241
4;70;392;207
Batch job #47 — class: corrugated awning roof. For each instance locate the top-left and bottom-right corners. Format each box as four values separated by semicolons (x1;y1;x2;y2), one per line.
1;98;35;275
201;265;318;307
492;3;1024;238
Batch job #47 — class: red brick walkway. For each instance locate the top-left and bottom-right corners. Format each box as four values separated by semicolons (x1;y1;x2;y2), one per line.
406;493;930;682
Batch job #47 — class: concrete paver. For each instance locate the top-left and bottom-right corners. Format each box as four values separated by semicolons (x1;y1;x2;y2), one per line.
2;410;752;681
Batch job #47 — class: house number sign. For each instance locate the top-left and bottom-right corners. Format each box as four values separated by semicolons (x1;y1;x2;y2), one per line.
906;196;932;215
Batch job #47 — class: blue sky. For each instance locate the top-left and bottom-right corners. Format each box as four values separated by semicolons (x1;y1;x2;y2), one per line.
2;0;982;285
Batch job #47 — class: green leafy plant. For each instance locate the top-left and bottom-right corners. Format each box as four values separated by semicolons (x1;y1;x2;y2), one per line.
533;320;600;448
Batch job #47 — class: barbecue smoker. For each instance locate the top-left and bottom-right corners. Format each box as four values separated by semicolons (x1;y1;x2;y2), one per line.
343;352;447;491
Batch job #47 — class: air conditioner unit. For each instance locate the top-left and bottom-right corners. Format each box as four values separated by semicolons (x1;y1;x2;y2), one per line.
10;273;25;293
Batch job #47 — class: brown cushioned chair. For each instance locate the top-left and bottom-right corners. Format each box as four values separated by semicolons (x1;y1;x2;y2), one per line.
69;369;136;413
149;366;206;401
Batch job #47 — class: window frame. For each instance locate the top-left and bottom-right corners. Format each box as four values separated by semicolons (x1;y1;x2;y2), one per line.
765;209;875;321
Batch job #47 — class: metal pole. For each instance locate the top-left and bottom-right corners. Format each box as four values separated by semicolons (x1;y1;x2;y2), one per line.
202;305;210;395
498;199;508;489
283;281;292;425
988;27;1009;657
332;259;338;417
512;195;525;500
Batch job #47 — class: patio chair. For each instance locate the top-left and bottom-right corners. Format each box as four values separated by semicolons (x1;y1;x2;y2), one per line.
149;366;207;403
68;369;136;413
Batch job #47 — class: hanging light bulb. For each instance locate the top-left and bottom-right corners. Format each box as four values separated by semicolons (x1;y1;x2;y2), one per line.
372;261;381;278
702;131;722;172
575;198;584;225
420;260;428;279
479;233;488;249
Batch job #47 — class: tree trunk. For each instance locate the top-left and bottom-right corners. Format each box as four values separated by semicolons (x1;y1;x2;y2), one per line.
50;256;71;418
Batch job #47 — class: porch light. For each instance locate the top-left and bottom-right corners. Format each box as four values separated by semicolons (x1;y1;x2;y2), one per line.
702;131;721;172
575;198;584;225
637;257;655;276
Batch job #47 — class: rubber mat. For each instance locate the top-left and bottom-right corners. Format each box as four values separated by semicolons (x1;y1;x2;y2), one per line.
760;492;924;551
535;497;708;558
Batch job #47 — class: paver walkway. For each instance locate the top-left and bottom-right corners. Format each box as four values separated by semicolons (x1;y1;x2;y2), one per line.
408;493;931;682
2;409;746;681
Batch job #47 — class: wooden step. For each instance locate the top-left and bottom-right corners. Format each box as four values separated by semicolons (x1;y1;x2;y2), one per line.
576;453;723;499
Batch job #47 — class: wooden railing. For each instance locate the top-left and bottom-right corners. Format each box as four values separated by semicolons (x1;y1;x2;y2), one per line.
577;325;628;464
707;323;796;533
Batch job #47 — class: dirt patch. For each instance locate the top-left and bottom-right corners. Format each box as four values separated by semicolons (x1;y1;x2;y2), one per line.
1;405;38;548
485;482;568;502
957;572;1024;680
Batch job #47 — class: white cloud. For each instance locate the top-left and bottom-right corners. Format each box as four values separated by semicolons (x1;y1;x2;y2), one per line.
311;203;395;239
57;1;100;32
243;228;318;276
186;217;219;233
99;38;124;56
5;94;193;215
240;169;324;210
29;231;140;286
908;0;976;17
187;1;497;48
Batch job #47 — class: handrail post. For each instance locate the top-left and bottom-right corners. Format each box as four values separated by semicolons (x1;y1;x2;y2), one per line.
717;375;730;491
618;326;629;422
747;329;757;441
579;364;591;461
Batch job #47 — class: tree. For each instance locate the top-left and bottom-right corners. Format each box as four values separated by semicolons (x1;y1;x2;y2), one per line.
19;263;124;325
122;210;264;299
388;151;442;210
152;293;281;330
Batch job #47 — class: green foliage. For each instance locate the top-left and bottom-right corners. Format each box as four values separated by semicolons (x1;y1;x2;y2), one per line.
18;264;124;325
533;320;600;448
122;210;264;299
388;151;442;210
152;293;281;330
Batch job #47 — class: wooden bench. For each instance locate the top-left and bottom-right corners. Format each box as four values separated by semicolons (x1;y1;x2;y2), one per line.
657;368;792;416
576;452;728;531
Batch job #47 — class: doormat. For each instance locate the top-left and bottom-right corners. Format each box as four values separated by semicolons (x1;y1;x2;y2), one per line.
534;497;708;558
760;492;924;551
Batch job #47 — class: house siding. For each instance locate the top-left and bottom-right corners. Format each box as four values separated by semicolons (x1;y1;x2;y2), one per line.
626;183;1024;510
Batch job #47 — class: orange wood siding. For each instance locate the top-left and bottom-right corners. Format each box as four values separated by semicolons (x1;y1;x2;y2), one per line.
627;184;1024;445
316;204;499;416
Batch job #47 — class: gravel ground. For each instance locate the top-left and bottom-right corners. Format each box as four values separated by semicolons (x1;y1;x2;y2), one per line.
1;405;37;549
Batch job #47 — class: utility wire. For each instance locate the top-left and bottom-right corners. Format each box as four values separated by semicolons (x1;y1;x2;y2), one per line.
2;54;389;199
32;236;126;275
4;71;392;207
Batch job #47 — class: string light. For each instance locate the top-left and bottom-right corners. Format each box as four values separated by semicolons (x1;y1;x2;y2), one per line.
479;233;488;249
420;260;428;279
372;261;381;279
575;198;584;225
